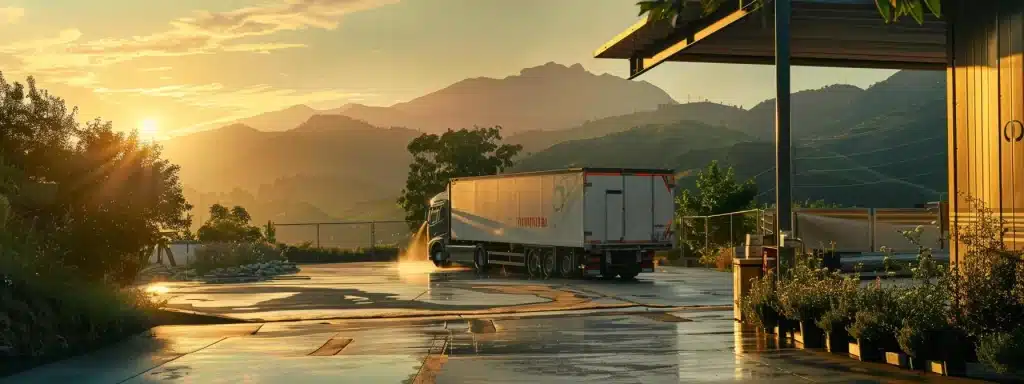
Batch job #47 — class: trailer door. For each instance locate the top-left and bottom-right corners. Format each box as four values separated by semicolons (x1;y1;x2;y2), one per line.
624;175;655;242
605;189;624;242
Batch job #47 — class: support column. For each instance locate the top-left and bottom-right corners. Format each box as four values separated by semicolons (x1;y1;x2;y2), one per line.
774;0;793;244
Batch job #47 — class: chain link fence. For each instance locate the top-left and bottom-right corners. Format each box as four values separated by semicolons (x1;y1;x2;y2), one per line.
677;209;772;268
273;220;420;250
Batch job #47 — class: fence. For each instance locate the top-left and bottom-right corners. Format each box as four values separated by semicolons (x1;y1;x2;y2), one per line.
272;220;420;250
679;206;945;265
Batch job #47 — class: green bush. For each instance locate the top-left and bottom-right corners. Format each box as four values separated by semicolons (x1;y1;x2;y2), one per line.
776;255;833;323
816;275;860;334
740;272;779;330
976;329;1024;374
847;283;900;344
192;242;284;274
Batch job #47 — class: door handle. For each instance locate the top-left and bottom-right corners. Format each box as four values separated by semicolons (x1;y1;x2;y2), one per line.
1004;120;1024;142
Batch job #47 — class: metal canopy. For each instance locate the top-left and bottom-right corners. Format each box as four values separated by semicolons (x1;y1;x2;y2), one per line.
595;0;947;79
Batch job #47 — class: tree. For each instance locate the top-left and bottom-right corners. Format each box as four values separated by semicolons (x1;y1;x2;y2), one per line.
0;73;193;284
677;161;758;259
398;126;522;228
196;204;263;243
637;0;941;26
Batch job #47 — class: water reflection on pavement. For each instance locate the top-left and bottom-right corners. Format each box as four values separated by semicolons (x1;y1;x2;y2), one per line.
4;310;986;384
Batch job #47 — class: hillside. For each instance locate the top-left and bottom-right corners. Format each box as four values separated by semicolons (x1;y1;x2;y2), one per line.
506;102;748;155
160;115;418;228
515;70;948;208
222;62;676;135
512;122;754;172
165;68;949;241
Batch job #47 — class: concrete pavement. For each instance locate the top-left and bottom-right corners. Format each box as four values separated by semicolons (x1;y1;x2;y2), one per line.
2;262;990;383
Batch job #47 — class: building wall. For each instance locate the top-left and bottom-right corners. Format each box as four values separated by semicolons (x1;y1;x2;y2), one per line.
948;0;1024;263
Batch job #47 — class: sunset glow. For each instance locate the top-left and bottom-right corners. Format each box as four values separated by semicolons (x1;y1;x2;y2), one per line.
138;118;159;141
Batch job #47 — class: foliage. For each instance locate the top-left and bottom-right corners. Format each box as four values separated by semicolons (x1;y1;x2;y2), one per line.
947;195;1024;340
846;281;900;343
397;126;522;229
776;254;833;322
976;329;1024;374
262;220;277;244
815;274;860;334
279;242;401;263
636;0;940;26
740;272;779;330
196;204;262;243
677;161;757;259
191;242;284;274
0;74;192;285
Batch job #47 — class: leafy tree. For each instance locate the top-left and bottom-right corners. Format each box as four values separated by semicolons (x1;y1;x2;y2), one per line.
398;126;522;228
637;0;941;26
677;161;758;258
196;204;263;243
0;73;192;284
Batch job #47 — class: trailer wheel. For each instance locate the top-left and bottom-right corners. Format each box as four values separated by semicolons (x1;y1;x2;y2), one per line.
619;271;639;281
526;249;542;278
559;252;576;278
473;247;489;275
540;250;556;279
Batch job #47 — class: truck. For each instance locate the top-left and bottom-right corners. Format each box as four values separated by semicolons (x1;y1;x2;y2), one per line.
425;168;676;280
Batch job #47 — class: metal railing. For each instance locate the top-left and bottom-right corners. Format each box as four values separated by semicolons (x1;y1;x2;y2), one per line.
272;220;420;250
679;209;769;263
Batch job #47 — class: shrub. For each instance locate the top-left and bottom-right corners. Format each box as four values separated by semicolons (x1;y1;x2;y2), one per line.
191;242;284;274
816;275;860;334
740;272;778;330
847;282;900;344
976;329;1024;374
776;255;832;323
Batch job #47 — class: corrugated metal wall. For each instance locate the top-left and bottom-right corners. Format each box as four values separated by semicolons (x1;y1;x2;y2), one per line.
948;0;1024;263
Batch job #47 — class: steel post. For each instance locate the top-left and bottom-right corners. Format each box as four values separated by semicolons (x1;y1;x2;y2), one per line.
774;0;793;244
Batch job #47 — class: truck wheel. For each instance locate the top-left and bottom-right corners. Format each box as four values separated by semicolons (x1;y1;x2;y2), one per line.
559;252;576;278
619;271;639;281
540;250;556;279
526;250;542;278
474;247;489;275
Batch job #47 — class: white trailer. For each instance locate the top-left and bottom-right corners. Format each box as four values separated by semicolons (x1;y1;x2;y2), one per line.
425;168;675;280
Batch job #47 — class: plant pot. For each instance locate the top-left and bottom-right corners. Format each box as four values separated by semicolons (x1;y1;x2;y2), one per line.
849;338;884;362
794;321;825;348
774;319;796;340
924;359;966;376
825;329;850;354
884;351;924;370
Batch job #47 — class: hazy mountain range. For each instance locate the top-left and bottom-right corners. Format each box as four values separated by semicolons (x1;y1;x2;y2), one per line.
160;62;947;245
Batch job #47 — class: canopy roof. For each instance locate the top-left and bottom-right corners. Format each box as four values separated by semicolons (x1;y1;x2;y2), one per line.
595;0;946;78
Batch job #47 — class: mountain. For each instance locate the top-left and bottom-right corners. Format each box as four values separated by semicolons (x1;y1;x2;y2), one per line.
514;70;948;208
235;104;323;132
506;102;748;155
166;67;948;239
160;115;419;228
512;121;754;172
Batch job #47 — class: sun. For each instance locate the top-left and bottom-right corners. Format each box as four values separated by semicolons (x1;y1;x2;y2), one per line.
138;118;159;141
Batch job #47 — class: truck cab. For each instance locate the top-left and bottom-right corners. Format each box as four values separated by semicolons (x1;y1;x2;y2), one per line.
426;190;450;266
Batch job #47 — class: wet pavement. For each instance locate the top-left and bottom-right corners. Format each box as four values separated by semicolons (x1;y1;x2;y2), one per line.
4;310;987;383
2;263;991;383
151;262;734;322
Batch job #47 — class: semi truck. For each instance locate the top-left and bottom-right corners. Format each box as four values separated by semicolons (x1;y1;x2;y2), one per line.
426;168;676;280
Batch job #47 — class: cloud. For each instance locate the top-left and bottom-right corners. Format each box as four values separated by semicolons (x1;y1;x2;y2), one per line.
0;0;397;73
0;7;25;25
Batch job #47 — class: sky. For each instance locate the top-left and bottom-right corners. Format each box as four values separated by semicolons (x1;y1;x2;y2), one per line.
0;0;897;139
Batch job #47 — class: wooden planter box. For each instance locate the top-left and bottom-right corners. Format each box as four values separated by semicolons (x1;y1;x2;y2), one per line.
848;339;884;362
884;351;923;370
793;321;824;348
825;329;850;354
925;359;966;376
774;319;796;341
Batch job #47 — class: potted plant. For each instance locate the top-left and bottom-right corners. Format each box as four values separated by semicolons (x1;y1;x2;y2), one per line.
740;273;779;333
816;275;859;354
776;257;830;348
847;281;899;362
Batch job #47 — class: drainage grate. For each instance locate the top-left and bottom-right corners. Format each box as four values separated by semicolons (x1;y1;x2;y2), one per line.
308;338;353;356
